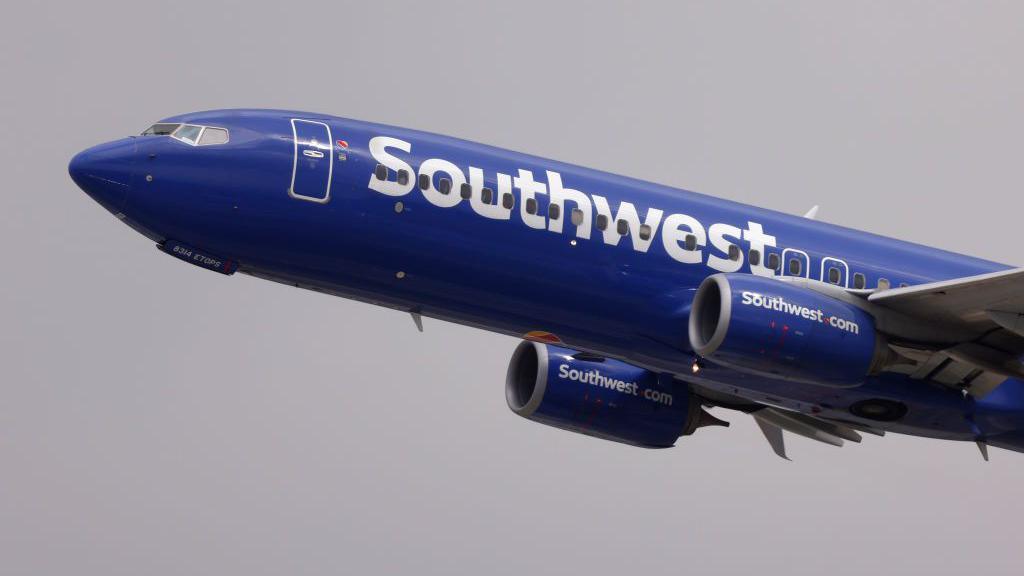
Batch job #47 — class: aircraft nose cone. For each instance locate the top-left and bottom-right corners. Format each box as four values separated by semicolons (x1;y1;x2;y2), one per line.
69;138;137;213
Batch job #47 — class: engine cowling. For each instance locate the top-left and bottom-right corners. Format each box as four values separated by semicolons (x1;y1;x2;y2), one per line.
688;273;888;387
505;341;705;447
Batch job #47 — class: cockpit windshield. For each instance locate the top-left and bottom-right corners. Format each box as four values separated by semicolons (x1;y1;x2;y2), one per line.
141;123;180;136
173;124;203;145
140;123;230;146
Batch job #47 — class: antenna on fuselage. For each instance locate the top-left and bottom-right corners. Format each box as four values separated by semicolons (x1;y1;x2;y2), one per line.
803;205;820;220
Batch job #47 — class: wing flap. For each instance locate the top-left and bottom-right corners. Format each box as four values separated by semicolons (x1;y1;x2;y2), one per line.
864;267;1024;396
754;416;789;460
754;409;845;447
988;310;1024;338
752;408;876;460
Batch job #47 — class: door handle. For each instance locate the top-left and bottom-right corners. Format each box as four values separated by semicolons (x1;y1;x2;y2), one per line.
303;149;325;159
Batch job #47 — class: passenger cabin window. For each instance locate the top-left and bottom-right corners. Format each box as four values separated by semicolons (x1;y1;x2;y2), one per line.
828;267;841;284
502;193;514;209
616;220;629;235
142;123;181;136
788;258;802;276
482;188;494;204
397;169;409;186
767;253;781;271
197;127;229;146
374;164;388;180
728;245;740;261
418;173;430;190
548;203;560;219
439;178;452;195
684;234;697;251
596;214;609;231
878;278;891;290
460;183;473;199
571;208;584;226
749;249;761;267
639;224;652;241
853;272;866;289
526;198;538;215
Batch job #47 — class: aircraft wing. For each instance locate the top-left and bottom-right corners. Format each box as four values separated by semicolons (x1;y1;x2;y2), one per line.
858;267;1024;398
868;267;1024;336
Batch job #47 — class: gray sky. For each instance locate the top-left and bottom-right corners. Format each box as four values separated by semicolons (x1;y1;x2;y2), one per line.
3;1;1024;574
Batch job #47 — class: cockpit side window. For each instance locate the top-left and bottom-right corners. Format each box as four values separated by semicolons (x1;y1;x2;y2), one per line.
198;127;229;146
142;123;181;136
172;124;203;145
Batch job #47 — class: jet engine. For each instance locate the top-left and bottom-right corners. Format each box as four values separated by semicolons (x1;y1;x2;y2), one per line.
505;341;721;447
688;273;890;387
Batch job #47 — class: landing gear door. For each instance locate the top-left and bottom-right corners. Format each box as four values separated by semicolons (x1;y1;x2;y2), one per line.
289;119;333;203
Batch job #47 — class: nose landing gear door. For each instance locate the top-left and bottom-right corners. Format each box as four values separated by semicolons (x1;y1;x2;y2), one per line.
289;119;333;203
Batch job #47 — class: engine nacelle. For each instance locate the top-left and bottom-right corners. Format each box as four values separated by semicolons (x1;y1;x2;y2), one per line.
688;273;887;387
505;341;702;447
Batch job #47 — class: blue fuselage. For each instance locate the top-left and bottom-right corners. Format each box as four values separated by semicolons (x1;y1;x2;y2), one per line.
69;109;1024;448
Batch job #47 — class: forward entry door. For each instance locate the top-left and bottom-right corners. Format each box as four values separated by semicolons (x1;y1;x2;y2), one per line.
289;119;333;203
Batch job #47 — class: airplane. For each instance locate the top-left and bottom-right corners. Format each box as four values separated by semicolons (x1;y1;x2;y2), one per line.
69;109;1024;460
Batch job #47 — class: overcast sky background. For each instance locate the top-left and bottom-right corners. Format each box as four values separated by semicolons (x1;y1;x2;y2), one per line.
3;2;1024;574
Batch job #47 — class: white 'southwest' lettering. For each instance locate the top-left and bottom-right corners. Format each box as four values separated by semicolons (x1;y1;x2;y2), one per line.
557;364;673;406
662;213;706;264
514;168;548;230
367;136;782;274
469;167;511;220
546;171;592;239
418;158;465;208
743;222;777;277
707;222;744;272
740;290;861;335
367;136;414;197
592;196;664;252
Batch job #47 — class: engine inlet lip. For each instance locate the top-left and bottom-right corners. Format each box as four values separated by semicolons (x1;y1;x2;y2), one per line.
689;274;732;357
506;341;549;417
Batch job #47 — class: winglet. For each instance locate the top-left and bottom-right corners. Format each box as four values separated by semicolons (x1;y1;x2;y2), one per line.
803;205;820;220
